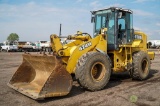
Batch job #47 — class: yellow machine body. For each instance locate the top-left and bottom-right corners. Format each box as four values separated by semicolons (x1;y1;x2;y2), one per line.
107;31;154;72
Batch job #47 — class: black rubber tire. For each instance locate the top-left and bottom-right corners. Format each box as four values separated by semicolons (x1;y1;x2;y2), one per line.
75;52;111;91
131;51;151;80
29;49;33;52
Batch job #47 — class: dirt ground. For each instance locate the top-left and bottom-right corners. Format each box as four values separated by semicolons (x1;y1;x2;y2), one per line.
0;51;160;106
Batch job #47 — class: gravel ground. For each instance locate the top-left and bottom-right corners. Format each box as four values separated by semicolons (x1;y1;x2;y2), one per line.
0;51;160;106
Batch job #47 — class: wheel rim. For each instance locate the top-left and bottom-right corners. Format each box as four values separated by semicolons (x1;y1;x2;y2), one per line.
141;59;148;74
91;62;106;81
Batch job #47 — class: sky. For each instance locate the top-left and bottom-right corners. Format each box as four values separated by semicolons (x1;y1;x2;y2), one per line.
0;0;160;42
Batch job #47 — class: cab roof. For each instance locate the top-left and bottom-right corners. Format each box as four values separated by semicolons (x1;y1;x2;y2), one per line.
91;7;133;14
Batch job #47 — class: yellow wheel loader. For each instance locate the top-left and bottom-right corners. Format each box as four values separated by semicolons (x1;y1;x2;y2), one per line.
8;7;155;100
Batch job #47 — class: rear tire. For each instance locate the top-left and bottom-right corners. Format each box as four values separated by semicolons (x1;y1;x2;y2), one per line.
29;48;33;52
131;51;150;80
75;52;111;91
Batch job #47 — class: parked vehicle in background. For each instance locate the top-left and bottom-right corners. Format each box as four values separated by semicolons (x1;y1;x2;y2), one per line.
35;41;52;52
147;40;160;49
1;41;18;52
15;41;40;52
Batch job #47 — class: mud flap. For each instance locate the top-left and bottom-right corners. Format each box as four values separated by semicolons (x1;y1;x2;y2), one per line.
8;54;73;100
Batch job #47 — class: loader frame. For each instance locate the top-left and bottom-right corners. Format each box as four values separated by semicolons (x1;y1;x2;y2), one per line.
8;7;155;100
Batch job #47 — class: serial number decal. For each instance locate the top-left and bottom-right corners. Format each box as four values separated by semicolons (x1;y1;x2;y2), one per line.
79;42;92;51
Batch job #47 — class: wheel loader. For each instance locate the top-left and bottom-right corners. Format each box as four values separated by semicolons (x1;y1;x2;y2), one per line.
8;7;155;100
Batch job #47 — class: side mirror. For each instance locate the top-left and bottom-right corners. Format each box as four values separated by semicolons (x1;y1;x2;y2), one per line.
91;16;95;23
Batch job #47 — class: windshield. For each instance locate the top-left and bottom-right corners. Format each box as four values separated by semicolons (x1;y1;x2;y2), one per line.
95;14;107;32
40;41;47;43
31;43;36;46
94;10;115;44
95;10;111;32
107;12;115;44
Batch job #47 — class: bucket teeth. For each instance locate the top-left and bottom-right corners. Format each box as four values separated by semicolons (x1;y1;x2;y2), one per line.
8;54;73;100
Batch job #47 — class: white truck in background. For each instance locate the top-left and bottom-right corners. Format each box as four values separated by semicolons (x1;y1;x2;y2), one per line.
35;41;52;52
147;40;160;49
1;41;18;52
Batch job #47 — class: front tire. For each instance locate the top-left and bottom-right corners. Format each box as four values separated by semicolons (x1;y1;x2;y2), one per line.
131;51;150;80
75;52;111;91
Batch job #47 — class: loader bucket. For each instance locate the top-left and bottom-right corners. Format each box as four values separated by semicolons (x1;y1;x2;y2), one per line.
8;54;73;100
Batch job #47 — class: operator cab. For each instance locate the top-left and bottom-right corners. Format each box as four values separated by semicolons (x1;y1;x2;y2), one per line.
91;7;134;50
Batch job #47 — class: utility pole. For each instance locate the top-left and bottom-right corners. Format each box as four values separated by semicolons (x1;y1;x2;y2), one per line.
59;23;62;37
